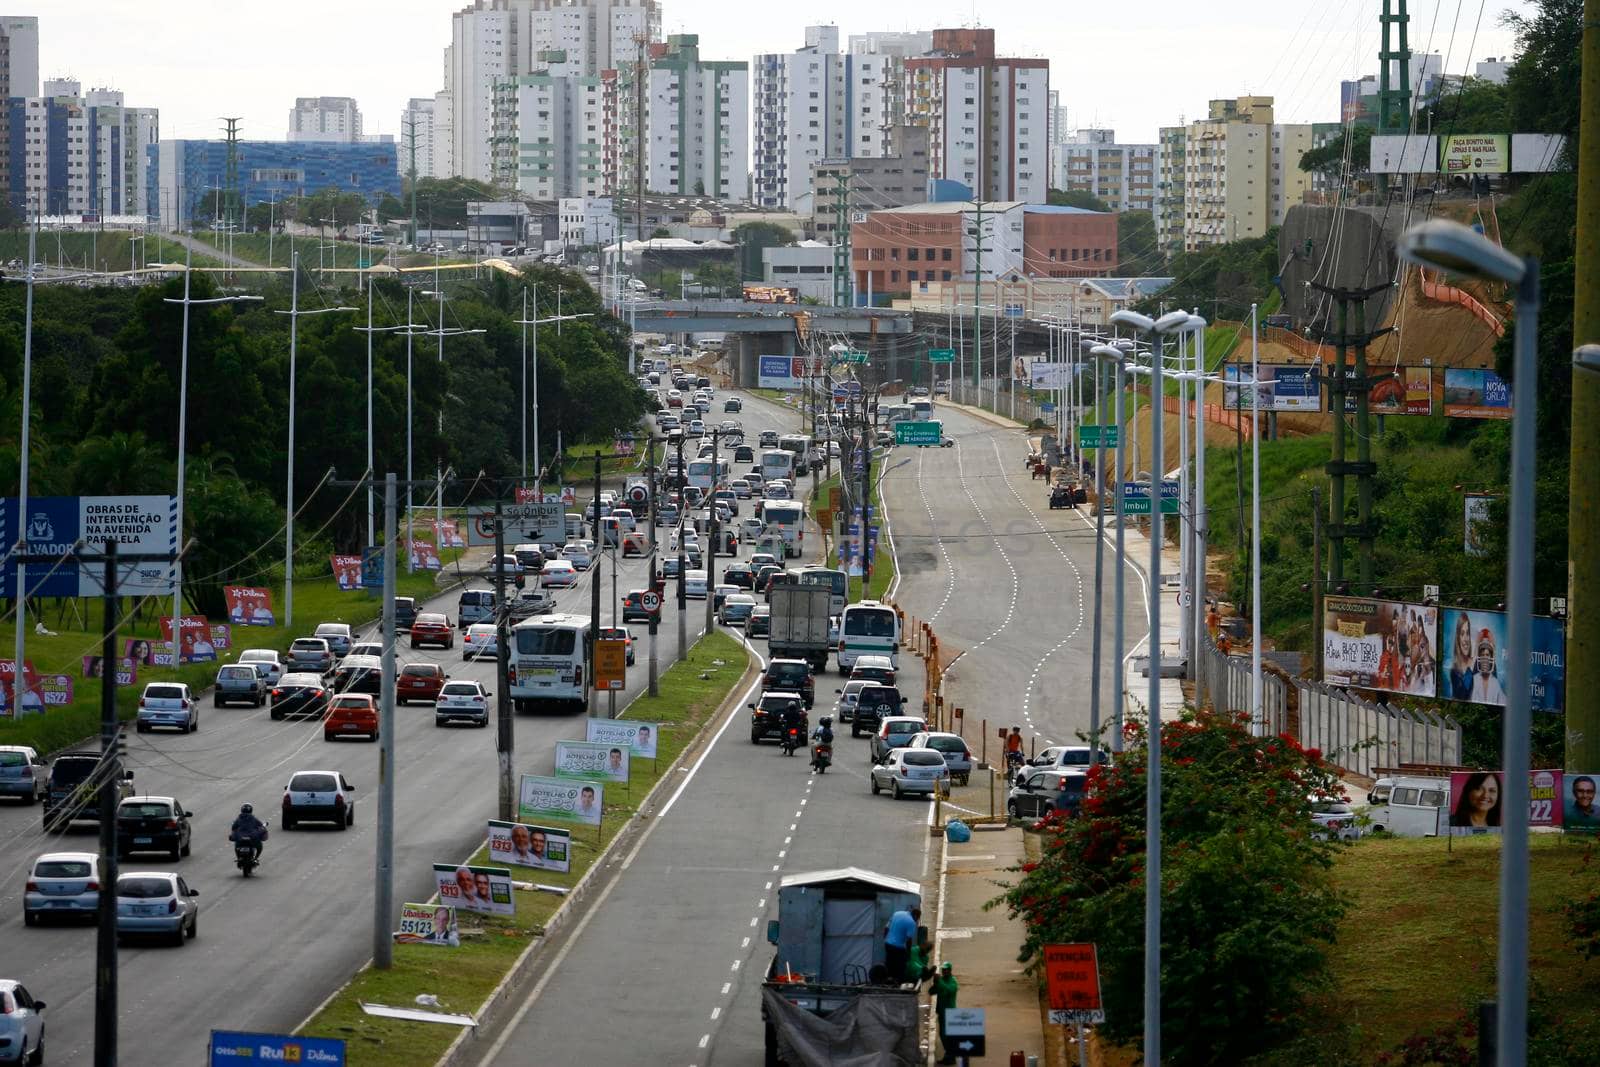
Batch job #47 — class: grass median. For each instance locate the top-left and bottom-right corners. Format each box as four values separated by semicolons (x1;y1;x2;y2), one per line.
296;627;751;1067
811;472;896;603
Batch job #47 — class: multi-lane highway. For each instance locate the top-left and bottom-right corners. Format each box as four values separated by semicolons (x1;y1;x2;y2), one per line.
0;390;794;1065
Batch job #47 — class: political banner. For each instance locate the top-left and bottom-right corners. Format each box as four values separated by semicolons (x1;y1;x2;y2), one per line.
224;586;275;627
758;354;805;390
1224;365;1320;412
393;902;459;947
431;520;465;548
209;1032;346;1067
209;624;232;652
1464;495;1495;558
0;659;42;717
1329;366;1434;415
0;495;176;599
83;656;136;685
124;638;160;667
542;487;578;507
158;616;218;663
1443;368;1513;419
519;773;604;826
1442;133;1509;174
554;739;630;783
1438;608;1565;712
514;487;539;504
36;674;73;707
1447;769;1563;835
432;863;516;916
331;555;364;591
1563;773;1600;833
487;819;572;873
361;545;384;590
410;539;442;571
1321;595;1438;698
585;718;659;760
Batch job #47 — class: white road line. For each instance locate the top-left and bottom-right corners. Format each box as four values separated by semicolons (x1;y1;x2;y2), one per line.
710;1006;721;1020
915;446;959;623
699;1034;710;1049
721;982;732;996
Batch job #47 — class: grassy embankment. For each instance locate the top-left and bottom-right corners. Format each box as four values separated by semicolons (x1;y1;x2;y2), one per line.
296;628;750;1067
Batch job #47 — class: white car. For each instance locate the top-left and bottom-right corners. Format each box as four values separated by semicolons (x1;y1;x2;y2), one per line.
870;748;949;799
740;517;765;541
114;870;198;945
562;544;594;571
462;624;499;661
1310;797;1365;841
435;680;491;727
684;569;709;599
237;648;284;686
763;482;793;501
542;559;578;588
0;979;46;1064
282;769;356;830
730;478;753;499
23;851;100;924
136;683;198;734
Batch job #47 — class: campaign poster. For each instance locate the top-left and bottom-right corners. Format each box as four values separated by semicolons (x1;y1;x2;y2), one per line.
432;863;516;917
394;902;459;947
0;659;42;717
1438;608;1565;712
410;539;442;571
542;487;578;507
434;520;465;548
210;624;233;651
36;674;73;707
83;656;136;685
554;740;630;783
1563;773;1600;834
1464;495;1495;558
1448;770;1563;835
1321;595;1438;698
224;586;275;627
331;555;364;591
1332;366;1434;415
487;820;572;873
514;487;539;504
586;718;659;760
124;638;160;667
519;774;604;826
1443;368;1513;419
158;615;217;663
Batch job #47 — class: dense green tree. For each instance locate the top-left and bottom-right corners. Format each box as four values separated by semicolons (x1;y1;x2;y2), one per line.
1298;126;1372;177
1116;211;1162;277
732;221;797;280
1046;188;1111;212
1135;230;1278;322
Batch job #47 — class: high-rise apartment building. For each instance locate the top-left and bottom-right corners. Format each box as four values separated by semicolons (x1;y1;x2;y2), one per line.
520;0;658;75
844;31;929;159
752;26;848;209
642;35;748;200
449;2;515;183
1050;129;1157;212
8;79;157;217
495;63;611;197
902;29;1048;203
812;124;929;241
0;15;37;97
1154;125;1186;257
288;96;363;142
399;97;436;179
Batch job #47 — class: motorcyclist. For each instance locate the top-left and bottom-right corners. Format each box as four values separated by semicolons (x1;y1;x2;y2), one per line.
779;699;806;750
812;716;834;746
229;803;268;861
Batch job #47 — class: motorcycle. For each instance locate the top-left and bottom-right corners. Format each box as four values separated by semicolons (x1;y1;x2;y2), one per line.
1005;748;1025;777
234;840;261;877
781;726;801;756
811;742;832;773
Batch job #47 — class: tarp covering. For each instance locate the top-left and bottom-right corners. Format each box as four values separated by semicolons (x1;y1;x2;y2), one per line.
761;987;921;1067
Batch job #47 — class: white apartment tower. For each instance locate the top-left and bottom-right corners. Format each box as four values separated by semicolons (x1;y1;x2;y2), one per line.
449;3;514;183
1051;129;1157;212
399;98;436;179
1168;96;1314;253
845;31;930;159
643;35;748;201
498;68;610;198
13;80;157;217
288;96;363;142
752;26;848;210
520;0;659;74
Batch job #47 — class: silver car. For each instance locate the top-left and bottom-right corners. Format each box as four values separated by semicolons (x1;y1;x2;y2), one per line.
0;979;46;1066
287;637;334;674
114;871;198;945
0;746;46;804
236;648;284;686
213;664;266;708
869;749;949;799
435;680;491;728
314;622;353;657
23;852;100;925
907;732;974;786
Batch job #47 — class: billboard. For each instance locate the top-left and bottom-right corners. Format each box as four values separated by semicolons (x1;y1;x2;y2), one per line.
744;284;798;304
1370;134;1439;175
758;354;805;390
1329;366;1434;415
554;740;630;783
1564;773;1600;833
487;819;572;873
224;586;275;627
466;502;565;546
1442;134;1510;174
1438;608;1565;712
430;519;464;548
0;495;176;599
393;902;459;946
1443;369;1512;419
1321;595;1439;698
432;863;516;916
1447;769;1565;835
1030;362;1075;390
410;539;442;570
585;718;659;759
519;773;604;826
331;555;363;591
210;1032;346;1067
83;656;136;685
158;616;218;663
1223;365;1320;411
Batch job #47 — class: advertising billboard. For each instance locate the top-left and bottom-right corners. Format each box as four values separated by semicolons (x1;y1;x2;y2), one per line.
1329;366;1434;415
1438;608;1565;712
210;1032;346;1067
1443;369;1513;419
393;902;459;947
1223;365;1320;412
432;863;515;916
158;616;218;664
224;586;275;627
0;495;176;599
1563;773;1600;833
466;502;565;547
554;739;630;782
1442;134;1510;174
1321;595;1439;698
331;555;364;591
519;773;604;826
1030;362;1075;390
487;819;572;873
758;354;805;390
585;718;659;759
1447;769;1564;835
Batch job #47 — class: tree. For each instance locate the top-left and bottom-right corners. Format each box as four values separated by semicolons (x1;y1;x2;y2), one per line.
1046;188;1111;212
1135;230;1279;322
1503;0;1581;142
995;709;1348;1064
732;221;797;280
1298;126;1372;177
1116;211;1161;276
650;226;672;239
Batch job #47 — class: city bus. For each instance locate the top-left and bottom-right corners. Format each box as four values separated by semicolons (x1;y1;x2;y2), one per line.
798;566;848;616
509;613;593;713
762;500;806;558
837;600;900;671
760;449;795;483
909;398;934;421
686;457;729;492
883;403;915;425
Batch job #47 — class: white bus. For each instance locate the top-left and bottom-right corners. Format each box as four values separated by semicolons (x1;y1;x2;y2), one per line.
760;449;795;483
686;457;729;492
909;398;934;421
778;433;812;458
837;600;900;671
509;613;593;713
762;500;806;558
883;403;915;424
798;566;848;616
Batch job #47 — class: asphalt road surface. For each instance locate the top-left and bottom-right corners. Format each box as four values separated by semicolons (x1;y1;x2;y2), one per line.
0;395;795;1065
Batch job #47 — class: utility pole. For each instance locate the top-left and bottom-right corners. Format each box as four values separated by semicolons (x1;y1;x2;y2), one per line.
590;453;603;714
833;171;853;307
676;432;688;659
705;430;719;635
970;200;986;392
634;34;648;241
403;112;421;250
1569;0;1600;770
647;450;661;696
493;498;514;820
1312;485;1325;681
860;406;874;591
375;474;397;968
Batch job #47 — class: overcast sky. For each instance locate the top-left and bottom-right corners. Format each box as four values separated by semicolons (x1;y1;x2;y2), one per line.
24;0;1529;145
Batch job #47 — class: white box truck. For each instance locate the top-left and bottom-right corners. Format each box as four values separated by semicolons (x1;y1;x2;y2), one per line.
767;582;833;672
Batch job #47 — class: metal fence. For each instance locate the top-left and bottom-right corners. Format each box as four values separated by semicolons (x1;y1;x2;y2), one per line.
1194;634;1290;735
949;375;1054;427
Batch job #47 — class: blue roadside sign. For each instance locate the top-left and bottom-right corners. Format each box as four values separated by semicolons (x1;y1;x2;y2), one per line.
211;1031;346;1066
361;545;385;589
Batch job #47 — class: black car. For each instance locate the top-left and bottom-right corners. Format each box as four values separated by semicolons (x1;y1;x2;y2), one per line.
1049;485;1074;510
116;796;193;860
754;564;786;594
723;563;755;589
850;684;908;738
749;690;806;744
270;672;332;721
761;658;815;708
44;754;133;831
733;446;755;464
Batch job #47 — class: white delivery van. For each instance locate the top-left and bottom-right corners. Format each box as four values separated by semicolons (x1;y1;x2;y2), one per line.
1365;775;1449;837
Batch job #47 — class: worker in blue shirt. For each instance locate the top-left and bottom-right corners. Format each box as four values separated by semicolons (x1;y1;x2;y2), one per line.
883;905;921;982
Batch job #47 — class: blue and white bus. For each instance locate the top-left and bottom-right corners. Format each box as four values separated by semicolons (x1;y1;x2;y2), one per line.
837;600;900;671
798;566;848;617
509;613;593;713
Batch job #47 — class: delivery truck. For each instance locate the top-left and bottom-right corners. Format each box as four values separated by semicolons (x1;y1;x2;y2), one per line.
767;582;833;672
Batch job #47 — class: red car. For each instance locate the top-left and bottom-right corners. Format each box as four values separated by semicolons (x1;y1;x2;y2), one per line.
324;694;379;742
411;612;454;650
396;662;446;705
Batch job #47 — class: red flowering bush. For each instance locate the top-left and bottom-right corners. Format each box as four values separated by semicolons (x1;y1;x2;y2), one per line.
992;708;1349;1065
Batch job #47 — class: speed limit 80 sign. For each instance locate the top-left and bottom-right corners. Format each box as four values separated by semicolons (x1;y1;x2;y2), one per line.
640;591;662;612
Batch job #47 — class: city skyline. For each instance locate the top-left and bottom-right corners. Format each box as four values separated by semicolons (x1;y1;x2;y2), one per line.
21;0;1529;152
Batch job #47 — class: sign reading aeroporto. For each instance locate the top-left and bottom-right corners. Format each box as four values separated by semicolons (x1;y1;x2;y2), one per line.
0;495;176;598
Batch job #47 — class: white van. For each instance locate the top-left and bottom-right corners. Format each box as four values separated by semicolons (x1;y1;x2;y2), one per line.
1365;775;1449;837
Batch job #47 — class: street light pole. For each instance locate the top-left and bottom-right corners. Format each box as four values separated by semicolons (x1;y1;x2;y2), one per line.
512;294;591;488
12;225;35;712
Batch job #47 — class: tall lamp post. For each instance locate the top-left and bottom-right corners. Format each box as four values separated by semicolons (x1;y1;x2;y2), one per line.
420;284;486;544
12;226;37;712
1397;218;1540;1067
354;267;410;547
1107;306;1197;1066
1090;343;1131;753
512;284;591;483
163;244;261;647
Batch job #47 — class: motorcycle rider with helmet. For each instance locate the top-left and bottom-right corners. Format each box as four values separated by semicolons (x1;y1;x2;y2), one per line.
229;803;269;861
778;697;806;754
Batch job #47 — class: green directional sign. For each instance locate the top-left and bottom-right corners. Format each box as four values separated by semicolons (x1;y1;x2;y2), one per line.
928;348;956;364
1122;481;1179;516
838;350;868;364
895;420;943;446
1077;424;1118;449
